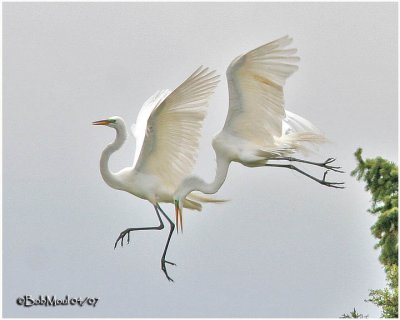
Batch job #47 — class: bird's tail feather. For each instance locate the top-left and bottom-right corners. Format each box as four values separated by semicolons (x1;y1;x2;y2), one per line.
187;192;229;204
182;198;202;211
276;132;327;156
182;192;228;211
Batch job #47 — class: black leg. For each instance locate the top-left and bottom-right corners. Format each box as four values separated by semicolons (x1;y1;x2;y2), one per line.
156;204;176;282
271;156;344;173
114;205;164;249
265;163;345;188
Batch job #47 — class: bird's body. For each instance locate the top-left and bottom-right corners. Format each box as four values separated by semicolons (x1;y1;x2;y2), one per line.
98;119;184;206
94;36;343;282
93;66;220;281
213;110;326;166
97;115;193;207
174;36;343;221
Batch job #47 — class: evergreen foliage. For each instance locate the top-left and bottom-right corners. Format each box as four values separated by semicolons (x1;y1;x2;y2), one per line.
340;307;368;318
350;148;398;318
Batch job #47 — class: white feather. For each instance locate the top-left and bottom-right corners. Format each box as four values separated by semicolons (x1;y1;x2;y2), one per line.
176;36;335;209
282;110;322;136
132;89;171;167
134;66;220;190
223;35;299;146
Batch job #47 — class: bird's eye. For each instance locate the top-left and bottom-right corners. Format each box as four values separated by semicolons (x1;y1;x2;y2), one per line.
108;119;117;123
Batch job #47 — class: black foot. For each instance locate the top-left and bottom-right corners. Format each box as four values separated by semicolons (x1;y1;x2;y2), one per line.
114;228;133;249
161;259;176;282
320;170;345;189
319;158;344;173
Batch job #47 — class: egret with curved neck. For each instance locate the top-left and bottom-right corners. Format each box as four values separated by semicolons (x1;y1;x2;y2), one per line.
97;117;126;190
174;36;344;221
93;66;220;281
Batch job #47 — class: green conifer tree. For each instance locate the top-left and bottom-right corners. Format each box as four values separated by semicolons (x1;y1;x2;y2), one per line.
351;148;398;318
340;307;368;318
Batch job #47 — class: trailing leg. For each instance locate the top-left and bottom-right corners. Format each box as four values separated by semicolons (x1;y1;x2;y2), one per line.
271;156;344;173
114;205;164;249
265;163;345;188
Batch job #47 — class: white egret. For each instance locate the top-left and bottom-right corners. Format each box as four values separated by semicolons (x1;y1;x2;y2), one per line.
93;66;220;281
174;36;344;227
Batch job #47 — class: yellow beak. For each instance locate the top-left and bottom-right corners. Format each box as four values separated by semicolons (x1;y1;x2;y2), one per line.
92;119;111;126
174;200;183;233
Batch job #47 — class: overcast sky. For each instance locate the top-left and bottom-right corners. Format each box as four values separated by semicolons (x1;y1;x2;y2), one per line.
3;2;397;317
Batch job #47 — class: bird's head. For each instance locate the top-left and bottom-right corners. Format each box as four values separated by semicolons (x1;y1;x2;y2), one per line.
92;116;123;129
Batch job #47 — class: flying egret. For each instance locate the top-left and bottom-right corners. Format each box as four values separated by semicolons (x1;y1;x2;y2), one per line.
174;36;344;228
93;66;220;281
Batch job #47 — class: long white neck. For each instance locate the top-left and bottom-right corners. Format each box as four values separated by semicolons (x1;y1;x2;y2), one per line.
100;121;127;190
177;155;230;198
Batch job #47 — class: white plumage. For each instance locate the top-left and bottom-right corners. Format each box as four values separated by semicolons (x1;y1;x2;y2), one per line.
132;89;171;167
224;36;299;146
93;37;343;282
93;66;220;281
174;36;343;227
134;68;221;193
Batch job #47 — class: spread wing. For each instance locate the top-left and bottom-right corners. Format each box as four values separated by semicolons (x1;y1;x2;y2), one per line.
132;89;172;167
133;66;220;190
223;35;299;146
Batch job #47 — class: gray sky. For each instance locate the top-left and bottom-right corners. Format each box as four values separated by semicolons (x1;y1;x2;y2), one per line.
3;2;397;317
